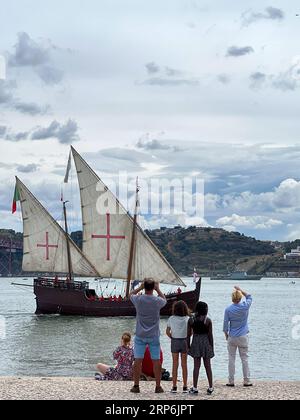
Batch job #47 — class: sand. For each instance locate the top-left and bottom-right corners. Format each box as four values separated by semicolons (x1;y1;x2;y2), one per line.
0;377;299;400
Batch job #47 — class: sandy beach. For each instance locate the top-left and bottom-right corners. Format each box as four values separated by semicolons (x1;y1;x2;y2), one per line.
0;377;299;400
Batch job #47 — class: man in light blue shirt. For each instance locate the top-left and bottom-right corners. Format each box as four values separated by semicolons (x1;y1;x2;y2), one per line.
223;286;253;387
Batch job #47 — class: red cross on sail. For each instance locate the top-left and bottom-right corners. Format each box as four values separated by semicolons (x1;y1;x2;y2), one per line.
37;232;58;260
92;213;126;261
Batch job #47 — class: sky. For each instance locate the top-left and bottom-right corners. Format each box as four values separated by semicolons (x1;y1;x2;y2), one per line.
1;0;300;241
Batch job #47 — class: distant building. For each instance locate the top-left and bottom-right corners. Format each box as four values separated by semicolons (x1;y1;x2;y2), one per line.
284;246;300;259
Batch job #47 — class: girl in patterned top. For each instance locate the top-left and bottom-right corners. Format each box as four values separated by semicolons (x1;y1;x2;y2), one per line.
95;332;134;381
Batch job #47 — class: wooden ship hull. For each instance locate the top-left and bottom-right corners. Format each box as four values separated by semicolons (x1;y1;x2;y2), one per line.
34;278;201;317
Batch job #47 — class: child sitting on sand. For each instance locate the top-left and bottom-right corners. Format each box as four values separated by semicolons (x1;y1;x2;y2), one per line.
95;332;134;381
188;301;214;395
166;301;190;394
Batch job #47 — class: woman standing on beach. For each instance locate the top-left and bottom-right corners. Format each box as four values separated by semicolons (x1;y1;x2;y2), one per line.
166;301;190;394
95;332;134;381
188;302;214;395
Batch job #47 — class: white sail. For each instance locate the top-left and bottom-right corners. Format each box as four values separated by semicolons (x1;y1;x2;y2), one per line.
16;177;100;277
71;147;184;286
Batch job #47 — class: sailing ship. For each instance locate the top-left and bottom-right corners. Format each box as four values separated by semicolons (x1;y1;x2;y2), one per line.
13;147;201;317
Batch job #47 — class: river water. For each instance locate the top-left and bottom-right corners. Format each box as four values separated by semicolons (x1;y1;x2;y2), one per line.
0;277;299;380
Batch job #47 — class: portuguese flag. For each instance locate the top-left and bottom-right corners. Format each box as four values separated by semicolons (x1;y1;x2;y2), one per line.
12;184;20;214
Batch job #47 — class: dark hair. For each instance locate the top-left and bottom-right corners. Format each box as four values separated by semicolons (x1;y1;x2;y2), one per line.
195;301;208;317
172;300;189;317
122;332;131;345
144;278;155;291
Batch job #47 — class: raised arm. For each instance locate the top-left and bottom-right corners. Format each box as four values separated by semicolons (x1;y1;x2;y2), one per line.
130;282;144;296
234;285;248;298
235;285;252;308
154;282;167;301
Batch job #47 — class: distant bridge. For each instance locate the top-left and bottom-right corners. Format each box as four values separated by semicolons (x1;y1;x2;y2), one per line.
0;238;23;250
0;238;23;276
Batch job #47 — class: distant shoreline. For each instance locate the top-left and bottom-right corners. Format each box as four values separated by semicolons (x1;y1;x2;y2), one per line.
0;377;299;400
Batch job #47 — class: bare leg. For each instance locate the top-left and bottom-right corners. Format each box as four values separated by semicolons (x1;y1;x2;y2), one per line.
204;358;213;389
193;357;201;389
96;363;110;375
181;353;188;388
152;360;162;388
133;359;143;386
172;353;179;388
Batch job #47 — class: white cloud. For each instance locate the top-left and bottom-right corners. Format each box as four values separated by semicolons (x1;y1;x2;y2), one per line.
241;7;285;27
8;32;64;85
216;214;283;230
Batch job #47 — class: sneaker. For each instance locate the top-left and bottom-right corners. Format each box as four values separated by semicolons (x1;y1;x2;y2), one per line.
94;373;101;381
244;383;253;387
182;386;189;394
170;386;177;394
207;387;214;395
155;386;164;394
226;383;235;387
130;385;140;393
189;387;199;395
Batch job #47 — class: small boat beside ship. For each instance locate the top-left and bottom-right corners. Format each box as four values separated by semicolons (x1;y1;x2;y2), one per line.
210;271;262;281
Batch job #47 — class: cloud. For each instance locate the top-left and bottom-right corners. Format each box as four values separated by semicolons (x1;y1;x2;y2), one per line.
142;77;199;86
17;163;40;173
137;139;172;151
100;148;148;163
4;130;31;142
142;62;197;87
249;72;267;89
217;74;231;85
210;179;300;219
31;119;80;144
165;67;184;77
9;32;49;67
0;126;7;137
226;46;254;57
8;32;63;85
0;80;14;104
145;62;160;74
136;137;184;152
13;101;49;116
0;161;14;170
242;7;285;27
271;56;300;91
0;80;49;115
141;214;209;230
3;119;79;144
36;65;64;85
216;214;283;230
248;58;300;92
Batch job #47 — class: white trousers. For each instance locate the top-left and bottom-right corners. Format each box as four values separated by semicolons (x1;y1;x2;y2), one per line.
227;335;251;384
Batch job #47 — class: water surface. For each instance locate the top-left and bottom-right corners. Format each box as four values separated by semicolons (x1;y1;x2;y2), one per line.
0;277;299;380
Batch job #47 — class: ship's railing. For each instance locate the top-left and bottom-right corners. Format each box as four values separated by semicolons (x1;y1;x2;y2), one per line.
34;278;89;291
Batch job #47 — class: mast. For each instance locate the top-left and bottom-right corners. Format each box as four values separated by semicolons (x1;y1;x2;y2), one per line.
63;201;73;282
126;179;139;299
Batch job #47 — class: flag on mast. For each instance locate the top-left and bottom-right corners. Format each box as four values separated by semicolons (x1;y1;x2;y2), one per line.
12;183;20;214
193;268;199;283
